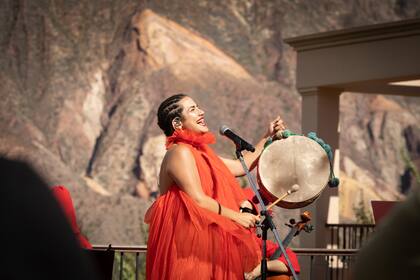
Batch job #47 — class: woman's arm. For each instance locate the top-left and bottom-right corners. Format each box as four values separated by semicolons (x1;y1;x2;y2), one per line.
166;144;260;228
221;116;285;177
220;135;269;177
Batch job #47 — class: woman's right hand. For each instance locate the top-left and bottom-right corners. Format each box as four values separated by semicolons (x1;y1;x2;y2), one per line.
234;212;260;228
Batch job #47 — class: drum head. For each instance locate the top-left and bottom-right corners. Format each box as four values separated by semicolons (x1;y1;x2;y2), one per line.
257;135;330;209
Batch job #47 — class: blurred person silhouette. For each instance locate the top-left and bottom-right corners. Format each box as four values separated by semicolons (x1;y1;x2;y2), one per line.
354;185;420;279
0;157;99;280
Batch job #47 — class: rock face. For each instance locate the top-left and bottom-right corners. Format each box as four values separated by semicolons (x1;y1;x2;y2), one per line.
0;0;419;243
339;94;420;221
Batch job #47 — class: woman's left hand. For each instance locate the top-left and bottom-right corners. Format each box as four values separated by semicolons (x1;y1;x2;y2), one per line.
266;116;286;138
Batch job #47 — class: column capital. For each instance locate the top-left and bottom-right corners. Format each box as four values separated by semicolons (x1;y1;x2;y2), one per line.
299;86;343;97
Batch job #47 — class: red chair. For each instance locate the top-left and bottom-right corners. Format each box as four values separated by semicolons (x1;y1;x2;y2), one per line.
51;185;92;249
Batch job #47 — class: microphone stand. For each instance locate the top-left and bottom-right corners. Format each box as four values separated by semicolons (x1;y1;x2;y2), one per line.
235;147;299;280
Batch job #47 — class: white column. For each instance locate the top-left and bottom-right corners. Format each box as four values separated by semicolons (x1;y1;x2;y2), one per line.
300;86;340;248
297;87;341;280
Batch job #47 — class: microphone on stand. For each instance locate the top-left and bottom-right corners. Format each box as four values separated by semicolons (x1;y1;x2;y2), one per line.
219;125;255;152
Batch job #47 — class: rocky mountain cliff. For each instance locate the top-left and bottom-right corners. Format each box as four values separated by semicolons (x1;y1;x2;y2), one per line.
1;0;419;243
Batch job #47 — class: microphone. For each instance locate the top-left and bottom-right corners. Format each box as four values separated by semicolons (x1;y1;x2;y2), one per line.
219;125;255;152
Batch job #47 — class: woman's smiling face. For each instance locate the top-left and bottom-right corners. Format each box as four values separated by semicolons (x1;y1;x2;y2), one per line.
177;96;209;134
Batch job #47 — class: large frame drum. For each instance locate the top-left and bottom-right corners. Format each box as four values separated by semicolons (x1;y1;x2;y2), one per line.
257;135;331;209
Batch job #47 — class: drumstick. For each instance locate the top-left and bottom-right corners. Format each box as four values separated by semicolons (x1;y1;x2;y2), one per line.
266;184;300;211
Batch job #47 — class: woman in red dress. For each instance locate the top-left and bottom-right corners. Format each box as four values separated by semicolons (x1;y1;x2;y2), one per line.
145;94;287;279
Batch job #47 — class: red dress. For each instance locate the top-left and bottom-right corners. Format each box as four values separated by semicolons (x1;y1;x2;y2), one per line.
145;130;261;279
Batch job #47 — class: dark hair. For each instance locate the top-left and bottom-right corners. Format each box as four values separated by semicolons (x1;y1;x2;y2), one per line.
157;94;187;136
